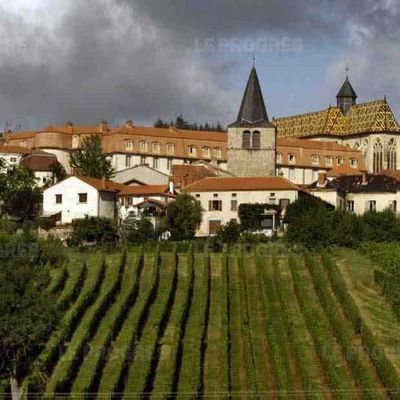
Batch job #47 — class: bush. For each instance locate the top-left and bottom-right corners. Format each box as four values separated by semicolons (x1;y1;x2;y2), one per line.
122;216;155;244
216;219;242;244
67;216;118;247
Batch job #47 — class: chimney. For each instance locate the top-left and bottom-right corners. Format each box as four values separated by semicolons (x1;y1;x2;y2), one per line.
317;172;326;187
125;119;134;128
67;121;74;133
99;120;108;133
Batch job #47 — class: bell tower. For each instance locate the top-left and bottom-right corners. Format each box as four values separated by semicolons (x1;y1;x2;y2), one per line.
336;75;357;115
227;66;276;177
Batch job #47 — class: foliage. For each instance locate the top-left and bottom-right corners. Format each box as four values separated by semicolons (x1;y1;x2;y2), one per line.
238;203;280;231
69;134;115;180
166;193;202;241
216;219;242;244
0;165;41;220
154;115;225;132
49;161;67;184
121;216;155;244
67;216;118;246
0;233;62;394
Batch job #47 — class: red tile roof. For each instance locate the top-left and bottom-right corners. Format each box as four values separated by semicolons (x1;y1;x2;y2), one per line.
20;151;57;171
326;165;364;177
73;175;125;192
171;164;217;187
118;184;171;196
184;176;298;192
0;145;31;154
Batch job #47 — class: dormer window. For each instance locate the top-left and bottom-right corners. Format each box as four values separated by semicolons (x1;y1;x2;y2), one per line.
214;147;222;158
311;155;319;165
139;141;148;152
20;140;27;147
72;135;79;149
188;145;197;156
152;142;160;153
288;154;296;164
167;143;175;154
125;140;133;151
350;158;358;168
336;157;344;166
325;156;333;166
203;146;211;157
276;153;282;163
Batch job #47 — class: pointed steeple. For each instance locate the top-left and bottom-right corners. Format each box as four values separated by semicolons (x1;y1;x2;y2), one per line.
336;76;357;115
229;66;272;127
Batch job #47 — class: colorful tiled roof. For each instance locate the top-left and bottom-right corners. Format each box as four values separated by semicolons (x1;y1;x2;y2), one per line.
184;176;298;192
274;100;400;138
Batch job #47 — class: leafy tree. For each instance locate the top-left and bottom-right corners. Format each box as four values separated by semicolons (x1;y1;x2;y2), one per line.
67;216;118;246
0;165;41;220
69;135;115;180
0;233;63;399
217;219;242;244
121;216;155;243
49;161;67;184
166;193;202;241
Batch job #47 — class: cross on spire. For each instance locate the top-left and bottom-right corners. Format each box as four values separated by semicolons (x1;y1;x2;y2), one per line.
345;63;350;77
252;54;256;67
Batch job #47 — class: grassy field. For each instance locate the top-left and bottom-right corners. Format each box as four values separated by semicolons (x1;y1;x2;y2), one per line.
14;245;400;399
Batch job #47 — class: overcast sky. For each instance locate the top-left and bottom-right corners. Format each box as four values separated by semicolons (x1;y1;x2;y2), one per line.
0;0;399;131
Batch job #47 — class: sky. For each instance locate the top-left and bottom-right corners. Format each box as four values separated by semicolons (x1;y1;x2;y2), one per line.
0;0;399;131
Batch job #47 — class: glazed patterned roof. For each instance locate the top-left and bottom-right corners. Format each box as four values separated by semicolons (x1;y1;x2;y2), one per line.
274;100;400;138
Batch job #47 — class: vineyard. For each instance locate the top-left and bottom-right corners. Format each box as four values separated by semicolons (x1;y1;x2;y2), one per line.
11;245;400;399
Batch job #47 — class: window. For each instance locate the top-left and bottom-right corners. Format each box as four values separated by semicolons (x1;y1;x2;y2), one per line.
366;200;376;212
289;167;295;180
213;193;218;198
125;197;133;206
55;194;62;204
288;154;296;164
214;147;222;158
72;135;79;148
152;142;160;153
347;200;354;212
195;194;200;198
20;140;27;147
350;158;358;168
336;157;343;166
125;140;133;151
125;155;132;167
311;155;319;165
203;146;211;157
387;139;397;170
390;200;397;212
276;153;282;163
153;157;159;169
209;200;222;211
373;139;383;173
325;156;333;166
312;170;318;182
167;143;175;154
279;198;290;209
167;158;172;171
139;141;148;152
10;157;17;163
252;131;261;150
242;130;251;149
188;145;197;156
78;193;88;203
231;200;238;211
232;193;237;198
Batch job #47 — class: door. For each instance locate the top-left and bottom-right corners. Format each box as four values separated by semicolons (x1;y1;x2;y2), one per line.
208;220;221;235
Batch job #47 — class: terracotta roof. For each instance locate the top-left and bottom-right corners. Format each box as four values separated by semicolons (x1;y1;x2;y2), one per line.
274;99;400;138
21;151;57;171
132;198;168;208
276;137;357;152
73;175;125;192
171;164;217;187
381;169;400;181
118;184;171;196
0;145;31;154
184;176;298;192
326;165;364;177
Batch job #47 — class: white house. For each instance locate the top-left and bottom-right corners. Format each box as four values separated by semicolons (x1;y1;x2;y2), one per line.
184;176;300;236
0;145;31;171
43;175;124;224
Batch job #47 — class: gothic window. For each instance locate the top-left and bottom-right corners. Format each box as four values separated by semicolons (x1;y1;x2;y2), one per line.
252;131;261;150
242;130;251;149
373;139;383;173
387;138;397;170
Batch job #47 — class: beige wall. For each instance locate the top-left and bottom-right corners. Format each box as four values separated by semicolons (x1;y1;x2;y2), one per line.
190;189;298;236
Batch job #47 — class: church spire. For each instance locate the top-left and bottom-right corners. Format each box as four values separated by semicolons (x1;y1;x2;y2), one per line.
229;66;272;127
336;75;357;115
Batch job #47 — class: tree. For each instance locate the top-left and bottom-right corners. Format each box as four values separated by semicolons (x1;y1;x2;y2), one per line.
0;233;62;399
0;165;41;220
217;219;242;244
49;161;67;184
121;216;155;243
69;135;115;180
165;193;202;241
67;216;118;246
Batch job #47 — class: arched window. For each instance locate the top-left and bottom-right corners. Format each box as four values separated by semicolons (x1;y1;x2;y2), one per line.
387;138;397;170
242;130;251;149
252;131;261;150
373;139;383;173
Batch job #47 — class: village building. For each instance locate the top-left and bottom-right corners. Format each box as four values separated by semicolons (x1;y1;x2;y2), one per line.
20;151;58;186
0;145;30;170
113;164;170;186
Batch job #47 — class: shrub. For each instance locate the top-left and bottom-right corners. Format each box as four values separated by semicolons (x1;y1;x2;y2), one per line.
216;219;242;244
121;216;155;244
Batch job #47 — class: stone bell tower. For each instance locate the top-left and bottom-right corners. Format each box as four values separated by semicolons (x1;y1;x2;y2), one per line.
227;66;276;177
